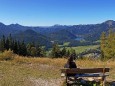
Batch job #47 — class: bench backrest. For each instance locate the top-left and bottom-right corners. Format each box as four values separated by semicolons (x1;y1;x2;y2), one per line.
61;68;110;74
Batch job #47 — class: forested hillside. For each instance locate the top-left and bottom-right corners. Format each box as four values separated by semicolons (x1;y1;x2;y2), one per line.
0;20;115;47
13;29;52;47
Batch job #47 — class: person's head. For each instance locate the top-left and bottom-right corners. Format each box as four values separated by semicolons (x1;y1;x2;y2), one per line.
68;54;74;63
67;54;77;68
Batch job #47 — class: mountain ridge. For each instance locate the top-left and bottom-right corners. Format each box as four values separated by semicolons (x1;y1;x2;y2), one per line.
0;20;115;47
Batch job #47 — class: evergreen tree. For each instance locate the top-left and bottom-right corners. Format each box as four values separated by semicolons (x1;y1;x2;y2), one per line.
39;47;46;57
0;35;5;52
26;43;32;56
21;41;27;56
30;47;37;56
61;47;66;57
100;29;115;59
0;40;4;52
36;45;46;57
100;32;106;59
5;38;9;50
9;34;13;50
17;41;27;56
0;35;48;57
51;43;61;58
13;40;18;54
66;50;70;57
71;49;77;60
36;44;41;56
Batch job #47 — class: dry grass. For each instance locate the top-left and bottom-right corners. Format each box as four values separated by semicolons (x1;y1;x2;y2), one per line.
0;50;14;61
0;50;115;86
76;59;115;81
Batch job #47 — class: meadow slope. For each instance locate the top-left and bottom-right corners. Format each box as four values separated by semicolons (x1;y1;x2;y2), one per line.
0;51;115;86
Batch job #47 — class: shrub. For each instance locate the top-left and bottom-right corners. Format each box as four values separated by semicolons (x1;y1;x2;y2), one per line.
0;49;14;61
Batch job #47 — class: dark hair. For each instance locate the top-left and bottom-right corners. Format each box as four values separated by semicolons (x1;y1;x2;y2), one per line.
64;54;77;68
68;54;74;62
67;55;77;68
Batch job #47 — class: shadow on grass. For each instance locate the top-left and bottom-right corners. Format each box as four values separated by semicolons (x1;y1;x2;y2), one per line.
62;80;115;86
107;81;115;86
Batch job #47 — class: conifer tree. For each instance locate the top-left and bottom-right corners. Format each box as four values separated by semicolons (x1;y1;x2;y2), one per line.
26;43;32;56
13;40;18;54
21;41;27;56
36;44;41;56
72;49;77;60
9;34;13;49
39;47;46;57
51;43;61;58
100;29;115;59
5;38;9;50
100;32;106;59
0;39;5;52
66;50;70;57
30;47;37;56
0;35;5;52
61;47;66;57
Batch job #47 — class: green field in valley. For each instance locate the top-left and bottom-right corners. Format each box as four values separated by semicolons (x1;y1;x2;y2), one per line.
66;45;100;54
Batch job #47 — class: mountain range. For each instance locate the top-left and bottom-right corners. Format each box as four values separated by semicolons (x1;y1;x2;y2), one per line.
0;20;115;47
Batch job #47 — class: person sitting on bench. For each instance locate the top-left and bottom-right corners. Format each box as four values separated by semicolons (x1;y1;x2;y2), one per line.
64;54;77;68
64;55;87;84
64;54;77;76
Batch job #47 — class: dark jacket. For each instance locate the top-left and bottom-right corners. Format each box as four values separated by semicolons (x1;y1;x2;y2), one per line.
69;61;77;68
64;61;77;68
64;61;77;76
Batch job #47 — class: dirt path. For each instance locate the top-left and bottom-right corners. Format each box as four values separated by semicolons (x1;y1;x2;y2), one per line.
30;78;64;86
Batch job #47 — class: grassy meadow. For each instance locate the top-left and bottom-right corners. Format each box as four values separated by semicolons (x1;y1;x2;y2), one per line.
66;45;100;54
0;50;115;86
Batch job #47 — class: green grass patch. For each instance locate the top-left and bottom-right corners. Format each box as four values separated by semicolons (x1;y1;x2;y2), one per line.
63;42;70;46
66;45;100;54
95;40;100;43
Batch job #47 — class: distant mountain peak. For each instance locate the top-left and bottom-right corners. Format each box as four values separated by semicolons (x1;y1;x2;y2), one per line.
0;22;5;26
105;20;114;22
9;23;21;26
53;24;61;26
103;20;115;26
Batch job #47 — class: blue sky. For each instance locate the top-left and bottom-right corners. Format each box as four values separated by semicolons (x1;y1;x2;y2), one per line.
0;0;115;26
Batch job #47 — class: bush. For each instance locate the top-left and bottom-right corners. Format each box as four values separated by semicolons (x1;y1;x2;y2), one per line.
0;49;14;61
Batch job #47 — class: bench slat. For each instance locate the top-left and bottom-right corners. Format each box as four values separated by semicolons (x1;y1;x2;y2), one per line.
61;68;110;74
61;68;110;86
70;73;109;77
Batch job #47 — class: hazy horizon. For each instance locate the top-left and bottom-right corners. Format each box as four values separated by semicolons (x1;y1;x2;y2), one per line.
0;20;114;27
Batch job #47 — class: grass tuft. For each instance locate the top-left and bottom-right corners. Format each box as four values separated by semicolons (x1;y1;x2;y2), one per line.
0;50;14;61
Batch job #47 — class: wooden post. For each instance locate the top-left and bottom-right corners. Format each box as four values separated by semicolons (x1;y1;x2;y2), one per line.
66;77;70;86
66;76;67;84
102;76;106;86
102;68;105;86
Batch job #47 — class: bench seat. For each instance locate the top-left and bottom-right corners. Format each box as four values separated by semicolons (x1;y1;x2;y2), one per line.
61;68;110;86
72;73;109;77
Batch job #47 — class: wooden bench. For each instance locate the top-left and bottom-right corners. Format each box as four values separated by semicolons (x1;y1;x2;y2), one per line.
61;68;110;86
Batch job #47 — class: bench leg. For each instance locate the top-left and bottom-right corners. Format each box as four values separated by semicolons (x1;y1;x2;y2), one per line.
101;76;106;86
66;76;67;83
66;77;70;86
66;76;68;86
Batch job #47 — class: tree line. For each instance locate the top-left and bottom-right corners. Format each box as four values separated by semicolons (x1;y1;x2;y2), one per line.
51;43;76;58
100;29;115;59
0;34;77;58
0;34;45;57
